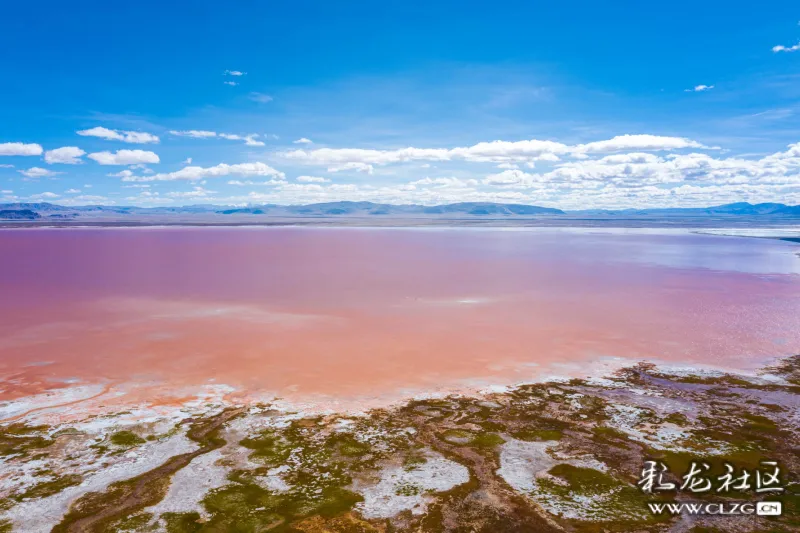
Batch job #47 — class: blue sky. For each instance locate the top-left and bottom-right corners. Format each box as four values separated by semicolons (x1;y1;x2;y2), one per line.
1;1;799;208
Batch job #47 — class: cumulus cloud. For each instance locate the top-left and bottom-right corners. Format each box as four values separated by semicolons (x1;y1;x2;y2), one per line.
227;179;286;186
772;43;800;52
88;150;160;165
224;70;246;76
249;92;273;103
119;162;285;182
219;133;265;146
77;127;160;144
108;169;134;178
327;162;375;174
685;84;715;92
165;186;216;199
282;134;711;169
19;167;59;178
574;134;709;154
29;191;59;200
409;177;478;188
482;169;542;187
169;130;265;146
169;130;217;138
65;188;81;194
296;175;329;183
293;138;313;144
44;146;86;164
0;142;43;156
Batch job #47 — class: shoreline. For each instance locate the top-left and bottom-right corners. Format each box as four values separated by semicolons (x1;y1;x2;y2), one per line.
1;354;797;532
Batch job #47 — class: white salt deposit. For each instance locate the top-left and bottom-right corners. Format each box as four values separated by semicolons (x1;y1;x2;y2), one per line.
1;433;198;533
354;451;469;519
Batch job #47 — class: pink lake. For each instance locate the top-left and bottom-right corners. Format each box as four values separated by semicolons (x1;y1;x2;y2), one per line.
1;227;799;411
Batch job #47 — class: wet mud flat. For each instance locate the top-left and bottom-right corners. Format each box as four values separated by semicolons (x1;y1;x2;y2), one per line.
0;357;798;532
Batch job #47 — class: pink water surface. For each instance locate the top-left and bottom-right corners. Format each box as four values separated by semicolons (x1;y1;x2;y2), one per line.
1;227;798;409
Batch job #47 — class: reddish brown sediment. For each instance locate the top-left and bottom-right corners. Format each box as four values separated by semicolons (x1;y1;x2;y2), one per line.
1;228;799;411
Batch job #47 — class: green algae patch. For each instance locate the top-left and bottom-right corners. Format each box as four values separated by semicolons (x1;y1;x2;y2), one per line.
52;408;244;533
52;475;173;533
548;464;618;495
327;433;371;457
512;428;563;442
664;412;689;426
239;430;294;466
200;481;363;531
18;474;83;500
0;424;54;457
162;512;202;533
533;464;668;529
438;427;504;452
440;428;473;444
107;512;155;532
469;432;505;449
591;426;630;446
110;430;146;447
201;483;285;528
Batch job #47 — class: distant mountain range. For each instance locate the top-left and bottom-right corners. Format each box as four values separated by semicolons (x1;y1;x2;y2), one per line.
1;201;799;222
572;202;800;217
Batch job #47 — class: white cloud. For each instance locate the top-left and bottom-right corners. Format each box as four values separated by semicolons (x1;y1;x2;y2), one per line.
283;135;710;169
772;43;800;53
296;175;329;183
88;150;160;165
169;130;265;146
65;188;81;194
108;169;134;178
29;191;59;199
537;153;561;162
409;177;478;188
227;179;286;186
165;186;216;199
574;135;708;153
129;163;154;174
293;138;313;144
120;162;285;182
19;167;59;178
44;146;86;164
0;142;43;156
223;81;239;86
597;153;661;165
482;169;542;187
249;92;273;103
183;157;192;165
169;130;217;138
685;84;715;92
77;127;160;144
219;133;265;146
0;164;14;168
58;194;114;206
224;70;246;76
327;162;375;174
